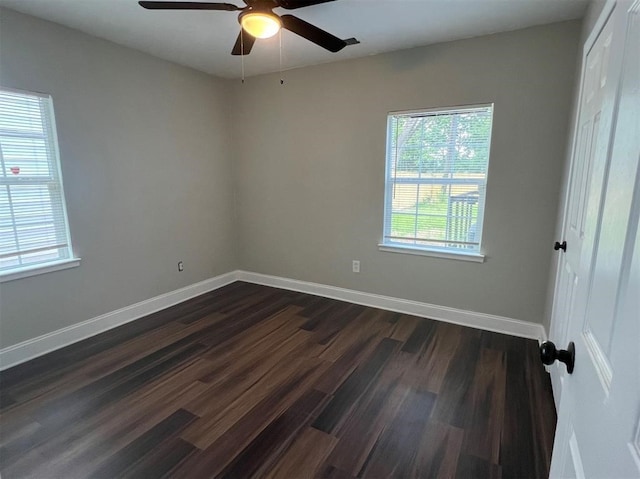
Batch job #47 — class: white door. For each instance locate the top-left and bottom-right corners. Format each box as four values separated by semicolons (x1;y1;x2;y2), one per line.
549;0;622;406
548;1;640;477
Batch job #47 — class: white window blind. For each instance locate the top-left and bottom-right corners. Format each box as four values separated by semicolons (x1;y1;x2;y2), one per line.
0;89;74;274
382;105;493;255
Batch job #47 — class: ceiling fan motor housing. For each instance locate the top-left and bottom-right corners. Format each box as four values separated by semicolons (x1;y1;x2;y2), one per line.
139;0;357;55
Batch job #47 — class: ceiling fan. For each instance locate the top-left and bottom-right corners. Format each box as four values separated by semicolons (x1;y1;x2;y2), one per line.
138;0;359;56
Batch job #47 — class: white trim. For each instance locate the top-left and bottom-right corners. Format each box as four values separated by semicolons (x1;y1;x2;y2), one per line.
0;269;546;371
0;86;52;99
382;104;494;267
48;91;77;265
388;103;494;117
0;258;81;283
584;1;618;58
237;270;545;341
0;271;236;370
378;244;485;263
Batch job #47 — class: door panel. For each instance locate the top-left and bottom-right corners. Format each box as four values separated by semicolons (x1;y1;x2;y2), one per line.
568;121;591;235
568;431;586;479
549;1;640;477
549;1;618;405
550;0;640;478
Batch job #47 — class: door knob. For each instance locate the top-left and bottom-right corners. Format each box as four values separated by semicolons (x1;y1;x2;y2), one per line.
554;241;567;252
540;341;575;374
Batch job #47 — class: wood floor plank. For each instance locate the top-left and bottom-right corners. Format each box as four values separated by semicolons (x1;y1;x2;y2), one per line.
197;306;305;381
216;407;309;478
324;351;412;475
88;409;197;479
3;356;213;474
312;303;368;346
358;388;437;478
387;314;421;342
35;342;207;430
462;348;507;464
0;312;221;412
0;283;247;395
403;322;463;394
0;282;556;479
175;371;327;477
312;337;400;434
265;427;337;479
312;332;380;394
524;342;557;477
317;308;389;362
501;348;537;479
120;437;195;479
320;465;356;479
0;414;39;449
300;298;346;330
401;318;437;354
414;420;464;479
0;345;207;473
456;453;503;479
431;327;482;427
181;349;327;449
183;327;314;419
5;380;209;479
0;423;42;472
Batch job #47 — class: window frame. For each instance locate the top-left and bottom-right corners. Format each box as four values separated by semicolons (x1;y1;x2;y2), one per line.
379;103;494;262
0;87;80;282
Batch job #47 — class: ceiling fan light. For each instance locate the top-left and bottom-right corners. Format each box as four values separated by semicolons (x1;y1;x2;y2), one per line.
241;12;281;39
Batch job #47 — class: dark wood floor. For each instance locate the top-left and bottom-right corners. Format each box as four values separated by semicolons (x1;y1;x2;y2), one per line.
0;281;556;478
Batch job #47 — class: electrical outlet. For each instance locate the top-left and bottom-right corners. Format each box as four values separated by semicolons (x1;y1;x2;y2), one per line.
178;261;184;272
352;260;360;273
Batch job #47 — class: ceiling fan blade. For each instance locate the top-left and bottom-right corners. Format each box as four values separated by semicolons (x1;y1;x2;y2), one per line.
280;14;347;52
277;0;335;10
139;1;241;11
231;30;256;55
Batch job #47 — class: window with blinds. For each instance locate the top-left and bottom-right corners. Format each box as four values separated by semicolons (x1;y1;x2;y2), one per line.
0;88;74;275
382;104;493;256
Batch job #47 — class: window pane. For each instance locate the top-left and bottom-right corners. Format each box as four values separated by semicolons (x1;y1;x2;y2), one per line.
384;105;493;254
0;93;44;133
0;89;73;274
1;136;53;178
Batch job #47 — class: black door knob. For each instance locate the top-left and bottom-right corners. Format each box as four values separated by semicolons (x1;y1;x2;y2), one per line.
554;241;567;252
540;341;575;374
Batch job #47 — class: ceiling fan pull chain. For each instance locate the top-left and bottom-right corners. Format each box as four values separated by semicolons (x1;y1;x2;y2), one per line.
279;29;284;85
241;29;245;84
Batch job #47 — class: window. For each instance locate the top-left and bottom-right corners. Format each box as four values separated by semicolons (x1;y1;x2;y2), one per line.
381;104;493;260
0;88;77;280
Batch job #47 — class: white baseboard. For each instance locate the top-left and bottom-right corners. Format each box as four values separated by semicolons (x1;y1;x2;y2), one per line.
237;270;546;342
0;271;237;371
1;269;546;371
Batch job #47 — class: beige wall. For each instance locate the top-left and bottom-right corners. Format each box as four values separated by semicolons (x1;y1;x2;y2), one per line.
232;20;581;325
0;9;237;347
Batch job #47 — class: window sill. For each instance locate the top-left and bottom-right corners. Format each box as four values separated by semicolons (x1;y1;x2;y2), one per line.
0;258;81;283
378;244;485;263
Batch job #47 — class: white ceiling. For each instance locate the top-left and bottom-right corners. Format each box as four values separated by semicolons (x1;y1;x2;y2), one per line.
0;0;589;79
